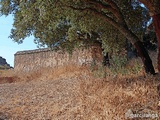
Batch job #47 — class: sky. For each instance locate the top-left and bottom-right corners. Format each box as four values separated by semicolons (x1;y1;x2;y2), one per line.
0;15;38;67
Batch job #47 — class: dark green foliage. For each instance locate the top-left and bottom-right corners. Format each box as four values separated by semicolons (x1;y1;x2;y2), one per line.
0;0;148;54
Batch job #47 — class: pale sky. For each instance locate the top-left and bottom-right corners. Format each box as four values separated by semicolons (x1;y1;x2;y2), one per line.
0;15;38;67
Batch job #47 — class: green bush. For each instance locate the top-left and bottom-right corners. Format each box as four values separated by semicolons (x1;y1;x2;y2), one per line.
90;54;143;77
109;55;128;75
128;59;143;74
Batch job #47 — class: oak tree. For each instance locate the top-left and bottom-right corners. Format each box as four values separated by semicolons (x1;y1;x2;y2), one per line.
0;0;156;74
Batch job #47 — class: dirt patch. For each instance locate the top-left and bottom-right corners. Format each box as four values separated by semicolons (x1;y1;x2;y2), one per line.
0;77;17;84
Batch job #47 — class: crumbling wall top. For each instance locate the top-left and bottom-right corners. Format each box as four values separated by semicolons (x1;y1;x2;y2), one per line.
14;48;53;55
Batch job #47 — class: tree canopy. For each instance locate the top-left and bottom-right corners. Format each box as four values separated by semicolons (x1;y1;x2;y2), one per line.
0;0;157;74
0;0;150;52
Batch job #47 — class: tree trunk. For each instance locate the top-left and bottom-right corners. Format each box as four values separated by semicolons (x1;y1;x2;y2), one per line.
103;52;110;66
152;14;160;72
86;7;155;74
134;41;155;74
111;27;155;74
112;25;156;75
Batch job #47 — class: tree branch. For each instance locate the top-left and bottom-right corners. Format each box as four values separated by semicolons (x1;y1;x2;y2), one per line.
66;5;122;31
101;0;126;25
66;5;139;44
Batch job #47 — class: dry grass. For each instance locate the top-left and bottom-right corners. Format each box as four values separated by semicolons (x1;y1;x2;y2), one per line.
0;53;160;119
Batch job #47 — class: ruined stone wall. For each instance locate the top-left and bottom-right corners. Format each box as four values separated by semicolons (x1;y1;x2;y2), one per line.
14;46;103;72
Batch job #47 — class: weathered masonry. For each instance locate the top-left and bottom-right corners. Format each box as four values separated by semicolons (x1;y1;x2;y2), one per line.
14;46;103;72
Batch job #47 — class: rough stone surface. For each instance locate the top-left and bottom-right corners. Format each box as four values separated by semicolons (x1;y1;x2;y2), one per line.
14;46;103;72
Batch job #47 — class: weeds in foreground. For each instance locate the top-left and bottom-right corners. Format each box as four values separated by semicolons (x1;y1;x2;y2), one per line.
91;56;143;78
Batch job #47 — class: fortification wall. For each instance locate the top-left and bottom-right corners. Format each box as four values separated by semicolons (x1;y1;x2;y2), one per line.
14;46;103;72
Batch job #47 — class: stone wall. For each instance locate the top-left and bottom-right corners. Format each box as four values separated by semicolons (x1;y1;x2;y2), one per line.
14;46;103;72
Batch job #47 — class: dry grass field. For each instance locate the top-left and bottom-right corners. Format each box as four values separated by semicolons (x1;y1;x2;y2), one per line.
0;52;160;120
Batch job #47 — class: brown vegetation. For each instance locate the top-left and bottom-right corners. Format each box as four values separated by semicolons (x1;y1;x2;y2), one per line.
0;52;160;119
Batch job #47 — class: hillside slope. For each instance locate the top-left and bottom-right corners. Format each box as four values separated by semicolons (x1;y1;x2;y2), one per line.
0;56;11;69
0;65;160;119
